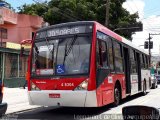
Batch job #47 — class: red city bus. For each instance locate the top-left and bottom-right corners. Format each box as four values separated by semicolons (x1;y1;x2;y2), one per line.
26;21;151;107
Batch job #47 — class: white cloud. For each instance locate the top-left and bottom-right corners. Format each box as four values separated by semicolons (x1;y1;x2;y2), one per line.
143;15;160;32
123;0;145;20
135;16;160;55
123;0;160;55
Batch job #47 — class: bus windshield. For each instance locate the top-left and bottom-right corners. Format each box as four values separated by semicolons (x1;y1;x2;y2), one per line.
31;35;91;76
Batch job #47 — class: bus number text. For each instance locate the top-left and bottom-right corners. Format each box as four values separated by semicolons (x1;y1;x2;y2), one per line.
61;83;74;87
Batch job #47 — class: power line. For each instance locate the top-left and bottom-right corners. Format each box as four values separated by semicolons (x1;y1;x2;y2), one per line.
124;0;159;37
105;0;110;27
120;0;160;33
130;0;153;31
129;0;160;33
145;10;160;17
145;7;160;13
145;27;160;29
139;14;160;22
31;0;82;21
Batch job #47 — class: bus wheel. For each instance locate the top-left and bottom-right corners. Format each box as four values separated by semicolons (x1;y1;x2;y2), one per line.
143;81;147;95
113;85;120;106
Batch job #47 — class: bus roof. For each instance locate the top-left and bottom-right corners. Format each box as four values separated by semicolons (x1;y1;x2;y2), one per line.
37;21;148;55
94;21;149;55
122;37;148;55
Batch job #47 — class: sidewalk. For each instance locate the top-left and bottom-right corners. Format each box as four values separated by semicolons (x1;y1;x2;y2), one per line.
3;87;40;114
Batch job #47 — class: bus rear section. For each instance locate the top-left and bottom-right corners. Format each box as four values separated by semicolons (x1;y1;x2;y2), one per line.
27;22;99;107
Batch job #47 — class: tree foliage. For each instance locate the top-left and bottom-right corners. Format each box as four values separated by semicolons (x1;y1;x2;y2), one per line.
18;0;141;40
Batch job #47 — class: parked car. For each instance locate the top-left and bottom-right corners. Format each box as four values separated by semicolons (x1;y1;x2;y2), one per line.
0;81;7;117
156;75;160;84
151;74;158;89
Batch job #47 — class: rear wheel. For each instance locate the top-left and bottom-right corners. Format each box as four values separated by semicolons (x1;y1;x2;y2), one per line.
113;85;121;106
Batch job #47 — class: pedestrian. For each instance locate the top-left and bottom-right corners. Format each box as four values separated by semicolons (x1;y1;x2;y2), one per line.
23;80;27;89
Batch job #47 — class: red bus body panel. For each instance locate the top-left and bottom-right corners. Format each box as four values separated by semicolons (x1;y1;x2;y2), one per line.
27;32;37;91
95;22;122;42
87;23;97;91
95;22;126;107
31;77;87;90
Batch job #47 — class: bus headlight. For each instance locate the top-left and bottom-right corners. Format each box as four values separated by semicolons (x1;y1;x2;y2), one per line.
74;79;89;91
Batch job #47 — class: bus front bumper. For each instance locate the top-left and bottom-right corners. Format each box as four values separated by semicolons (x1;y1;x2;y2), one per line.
28;90;97;107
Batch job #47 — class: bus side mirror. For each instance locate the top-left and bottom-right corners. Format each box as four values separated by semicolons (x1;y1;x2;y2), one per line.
20;47;24;57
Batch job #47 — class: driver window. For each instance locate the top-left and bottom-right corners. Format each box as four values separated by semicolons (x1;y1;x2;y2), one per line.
96;39;108;68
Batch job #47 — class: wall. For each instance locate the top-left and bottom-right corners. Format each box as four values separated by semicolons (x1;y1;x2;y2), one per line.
0;7;43;44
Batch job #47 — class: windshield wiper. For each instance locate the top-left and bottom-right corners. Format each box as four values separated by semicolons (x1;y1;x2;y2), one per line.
63;35;78;65
44;35;55;68
35;45;39;54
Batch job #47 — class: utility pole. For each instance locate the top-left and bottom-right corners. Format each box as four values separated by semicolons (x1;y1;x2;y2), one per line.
105;0;110;27
148;33;152;64
0;28;2;46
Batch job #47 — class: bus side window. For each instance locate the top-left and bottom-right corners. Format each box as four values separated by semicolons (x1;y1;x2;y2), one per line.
142;54;146;69
96;40;108;68
113;41;123;73
107;38;114;72
140;54;145;68
130;49;137;74
96;40;101;67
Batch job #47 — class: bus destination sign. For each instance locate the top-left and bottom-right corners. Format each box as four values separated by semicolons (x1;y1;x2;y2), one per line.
36;25;93;39
48;27;79;37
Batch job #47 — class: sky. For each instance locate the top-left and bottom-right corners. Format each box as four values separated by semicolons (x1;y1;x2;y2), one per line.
4;0;160;55
5;0;33;8
123;0;160;55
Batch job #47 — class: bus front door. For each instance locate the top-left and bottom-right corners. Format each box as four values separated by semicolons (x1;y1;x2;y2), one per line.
136;52;142;91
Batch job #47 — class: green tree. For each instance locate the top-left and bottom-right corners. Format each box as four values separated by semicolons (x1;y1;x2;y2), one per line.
18;2;48;17
18;0;141;40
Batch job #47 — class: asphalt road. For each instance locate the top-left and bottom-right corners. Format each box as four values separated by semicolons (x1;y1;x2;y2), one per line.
4;85;160;120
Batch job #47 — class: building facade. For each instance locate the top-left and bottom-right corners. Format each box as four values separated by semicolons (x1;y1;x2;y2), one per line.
0;7;43;87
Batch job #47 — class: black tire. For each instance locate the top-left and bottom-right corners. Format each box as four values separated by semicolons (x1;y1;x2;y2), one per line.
143;81;147;95
153;83;156;89
113;85;121;106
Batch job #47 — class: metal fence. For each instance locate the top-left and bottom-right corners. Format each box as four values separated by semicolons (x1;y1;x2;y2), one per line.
0;47;29;87
4;53;28;78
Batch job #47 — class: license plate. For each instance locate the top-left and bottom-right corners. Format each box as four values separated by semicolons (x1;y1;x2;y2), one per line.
49;93;60;98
